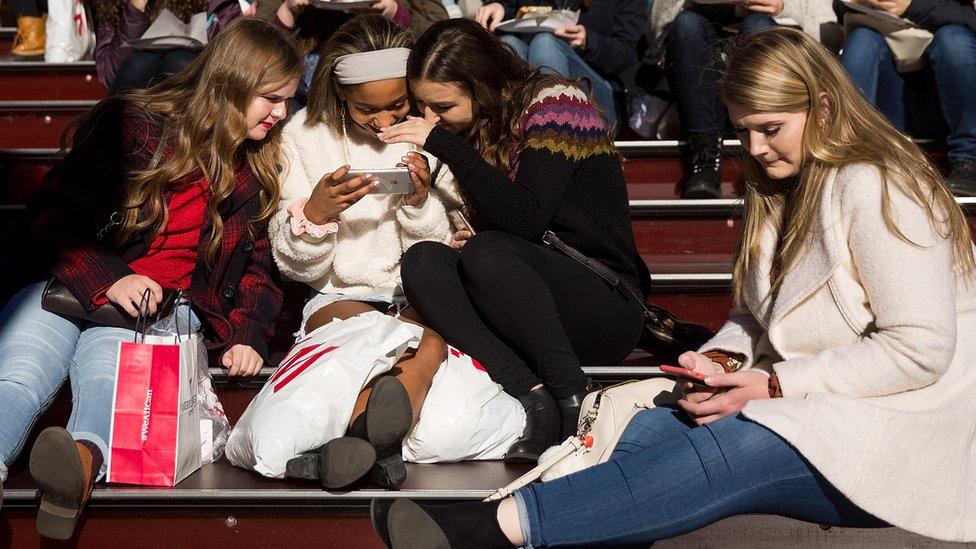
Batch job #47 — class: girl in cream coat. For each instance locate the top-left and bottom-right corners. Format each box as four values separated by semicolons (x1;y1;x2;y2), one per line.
268;16;463;492
372;27;976;548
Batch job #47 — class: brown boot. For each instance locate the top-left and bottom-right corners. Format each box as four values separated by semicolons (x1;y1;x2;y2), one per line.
29;427;99;540
11;15;46;58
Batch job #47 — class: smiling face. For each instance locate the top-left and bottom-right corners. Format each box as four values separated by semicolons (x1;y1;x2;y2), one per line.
342;77;411;137
728;103;809;180
409;79;477;135
245;77;300;141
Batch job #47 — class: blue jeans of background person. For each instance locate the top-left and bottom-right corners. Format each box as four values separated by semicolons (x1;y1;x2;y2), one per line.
501;33;619;133
0;282;196;482
514;406;886;547
108;49;198;96
300;52;319;102
665;11;776;135
841;25;976;162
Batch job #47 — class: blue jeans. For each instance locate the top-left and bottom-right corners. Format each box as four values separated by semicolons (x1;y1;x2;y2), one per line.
108;49;198;96
665;11;776;135
300;52;319;102
501;33;619;133
0;282;140;481
514;407;885;547
841;25;976;162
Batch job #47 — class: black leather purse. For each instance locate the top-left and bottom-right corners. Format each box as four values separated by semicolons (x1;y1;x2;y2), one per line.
541;230;714;361
40;122;175;330
41;279;176;330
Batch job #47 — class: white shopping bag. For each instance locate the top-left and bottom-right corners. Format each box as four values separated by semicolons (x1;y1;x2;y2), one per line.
225;312;420;478
403;347;525;463
45;0;94;62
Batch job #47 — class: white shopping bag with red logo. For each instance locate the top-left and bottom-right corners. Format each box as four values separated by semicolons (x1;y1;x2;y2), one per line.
225;312;420;478
403;347;525;463
106;331;203;487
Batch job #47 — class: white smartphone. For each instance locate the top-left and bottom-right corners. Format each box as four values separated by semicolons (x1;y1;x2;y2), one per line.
342;167;415;195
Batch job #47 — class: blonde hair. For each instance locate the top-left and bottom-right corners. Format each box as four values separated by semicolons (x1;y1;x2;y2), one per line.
721;27;974;304
305;15;416;132
112;19;303;261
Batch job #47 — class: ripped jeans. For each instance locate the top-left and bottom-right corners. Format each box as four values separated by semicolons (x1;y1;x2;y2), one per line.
514;406;886;547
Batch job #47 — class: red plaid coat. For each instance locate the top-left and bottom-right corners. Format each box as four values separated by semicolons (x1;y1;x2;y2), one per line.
32;101;282;359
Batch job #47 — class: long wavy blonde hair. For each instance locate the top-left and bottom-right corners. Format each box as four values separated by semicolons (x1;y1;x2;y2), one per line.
721;27;974;305
108;19;302;261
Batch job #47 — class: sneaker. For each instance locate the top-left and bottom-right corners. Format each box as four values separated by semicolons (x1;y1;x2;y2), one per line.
682;133;724;199
947;158;976;197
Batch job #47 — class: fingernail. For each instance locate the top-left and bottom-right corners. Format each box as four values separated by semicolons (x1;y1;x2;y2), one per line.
372;181;380;187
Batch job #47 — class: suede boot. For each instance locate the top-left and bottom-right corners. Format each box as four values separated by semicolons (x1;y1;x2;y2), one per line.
351;376;413;489
11;15;46;58
504;386;561;463
29;427;101;540
373;498;513;549
682;133;724;199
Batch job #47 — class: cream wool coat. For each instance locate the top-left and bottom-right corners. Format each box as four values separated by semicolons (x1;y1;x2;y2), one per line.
270;109;463;296
700;163;976;542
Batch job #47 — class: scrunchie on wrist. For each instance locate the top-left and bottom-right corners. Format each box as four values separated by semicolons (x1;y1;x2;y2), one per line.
767;372;783;398
288;197;339;239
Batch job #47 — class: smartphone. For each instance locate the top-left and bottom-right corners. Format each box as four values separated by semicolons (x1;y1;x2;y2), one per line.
660;364;709;384
342;167;415;195
448;210;476;235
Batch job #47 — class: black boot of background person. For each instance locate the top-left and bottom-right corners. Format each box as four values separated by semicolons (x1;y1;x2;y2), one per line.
372;498;512;549
682;133;724;199
504;386;561;463
947;158;976;197
556;380;601;440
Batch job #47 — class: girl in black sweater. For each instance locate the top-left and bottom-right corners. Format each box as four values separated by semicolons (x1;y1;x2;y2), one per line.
378;19;650;461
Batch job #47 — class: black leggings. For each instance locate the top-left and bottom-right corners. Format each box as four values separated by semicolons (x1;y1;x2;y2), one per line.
402;231;644;400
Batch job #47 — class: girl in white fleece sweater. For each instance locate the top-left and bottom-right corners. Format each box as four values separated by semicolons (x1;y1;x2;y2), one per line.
268;15;462;491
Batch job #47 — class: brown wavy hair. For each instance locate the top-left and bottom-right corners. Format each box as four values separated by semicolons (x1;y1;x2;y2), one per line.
95;0;206;27
305;15;416;131
63;19;303;262
721;27;975;304
406;18;612;173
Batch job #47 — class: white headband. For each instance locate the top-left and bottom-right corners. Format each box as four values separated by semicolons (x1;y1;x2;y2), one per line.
334;47;411;85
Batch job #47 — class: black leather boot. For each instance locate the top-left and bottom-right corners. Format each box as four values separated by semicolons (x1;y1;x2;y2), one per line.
348;376;413;489
504;386;561;463
682;133;723;199
947;158;976;197
556;381;601;440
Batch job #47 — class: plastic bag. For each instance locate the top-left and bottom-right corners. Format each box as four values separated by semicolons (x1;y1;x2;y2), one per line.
225;311;420;478
45;0;94;62
403;347;525;463
147;300;231;463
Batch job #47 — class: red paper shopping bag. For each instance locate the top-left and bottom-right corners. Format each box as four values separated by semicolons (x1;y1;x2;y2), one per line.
107;335;202;486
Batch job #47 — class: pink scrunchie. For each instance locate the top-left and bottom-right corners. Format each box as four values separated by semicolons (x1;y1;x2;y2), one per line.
288;197;339;239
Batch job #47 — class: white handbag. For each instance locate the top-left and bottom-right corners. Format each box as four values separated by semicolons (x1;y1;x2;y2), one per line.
485;376;679;501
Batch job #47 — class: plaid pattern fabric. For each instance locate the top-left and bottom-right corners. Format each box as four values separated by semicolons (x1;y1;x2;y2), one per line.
38;108;282;360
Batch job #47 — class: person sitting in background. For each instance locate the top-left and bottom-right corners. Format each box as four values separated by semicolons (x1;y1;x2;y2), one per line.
475;0;645;134
273;0;412;99
838;0;976;196
93;0;253;94
665;0;779;198
7;0;47;58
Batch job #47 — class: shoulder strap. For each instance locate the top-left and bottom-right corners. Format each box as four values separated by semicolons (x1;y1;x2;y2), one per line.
148;122;172;171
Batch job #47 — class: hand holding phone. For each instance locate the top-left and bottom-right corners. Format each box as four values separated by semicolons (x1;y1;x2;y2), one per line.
342;167;415;195
660;364;710;385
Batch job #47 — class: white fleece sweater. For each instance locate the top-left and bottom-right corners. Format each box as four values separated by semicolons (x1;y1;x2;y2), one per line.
270;109;463;297
701;163;976;541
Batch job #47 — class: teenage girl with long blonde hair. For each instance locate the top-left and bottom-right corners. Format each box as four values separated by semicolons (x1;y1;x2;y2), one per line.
0;19;302;540
371;26;976;548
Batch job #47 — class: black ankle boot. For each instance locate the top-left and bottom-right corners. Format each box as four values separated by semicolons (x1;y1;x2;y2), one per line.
352;376;413;489
556;381;601;440
682;133;723;199
284;437;376;489
947;158;976;197
504;386;561;463
374;498;513;549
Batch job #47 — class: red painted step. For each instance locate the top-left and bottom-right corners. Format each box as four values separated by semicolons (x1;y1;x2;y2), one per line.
0;101;89;148
0;61;105;101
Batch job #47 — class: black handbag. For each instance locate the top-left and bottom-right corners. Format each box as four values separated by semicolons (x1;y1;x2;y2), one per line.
40;122;175;330
541;230;714;361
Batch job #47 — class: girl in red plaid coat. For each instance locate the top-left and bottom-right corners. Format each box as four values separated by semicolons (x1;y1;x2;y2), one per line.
0;19;303;540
